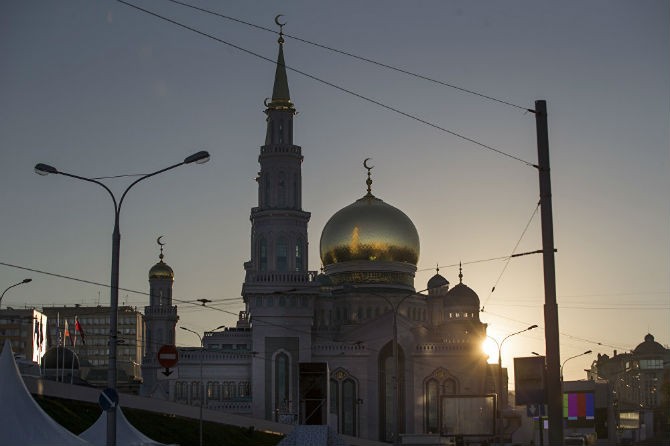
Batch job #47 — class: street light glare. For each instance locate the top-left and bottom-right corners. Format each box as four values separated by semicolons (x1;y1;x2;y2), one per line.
482;338;499;363
183;150;210;165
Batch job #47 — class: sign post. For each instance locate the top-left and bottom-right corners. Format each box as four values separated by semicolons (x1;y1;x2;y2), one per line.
158;344;179;376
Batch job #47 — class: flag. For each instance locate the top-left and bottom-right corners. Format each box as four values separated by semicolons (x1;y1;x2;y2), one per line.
75;317;86;345
64;320;73;346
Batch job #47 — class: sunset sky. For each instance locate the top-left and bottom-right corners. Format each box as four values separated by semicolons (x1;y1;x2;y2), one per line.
1;0;668;383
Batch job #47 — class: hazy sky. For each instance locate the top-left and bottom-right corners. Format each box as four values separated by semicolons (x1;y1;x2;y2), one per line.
1;1;668;383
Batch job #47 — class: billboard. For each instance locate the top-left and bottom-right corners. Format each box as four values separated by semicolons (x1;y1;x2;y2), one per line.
514;356;546;405
563;391;595;427
440;395;496;436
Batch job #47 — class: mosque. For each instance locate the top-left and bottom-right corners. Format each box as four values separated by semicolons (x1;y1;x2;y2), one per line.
140;28;497;443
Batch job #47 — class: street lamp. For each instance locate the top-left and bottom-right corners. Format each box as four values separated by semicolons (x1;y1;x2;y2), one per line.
0;278;32;309
34;150;210;446
561;350;592;381
488;324;538;445
180;326;206;446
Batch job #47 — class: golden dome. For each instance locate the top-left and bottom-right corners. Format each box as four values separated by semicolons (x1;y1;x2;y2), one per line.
320;194;420;266
149;260;174;280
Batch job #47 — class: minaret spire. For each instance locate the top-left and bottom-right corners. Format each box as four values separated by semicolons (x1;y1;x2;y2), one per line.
267;15;294;112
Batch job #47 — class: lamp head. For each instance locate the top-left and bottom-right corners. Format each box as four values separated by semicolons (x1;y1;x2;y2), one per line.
184;150;210;165
528;324;538;330
22;278;32;284
584;350;592;355
34;163;58;176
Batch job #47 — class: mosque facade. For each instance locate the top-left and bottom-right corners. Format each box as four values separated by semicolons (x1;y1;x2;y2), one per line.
141;30;496;442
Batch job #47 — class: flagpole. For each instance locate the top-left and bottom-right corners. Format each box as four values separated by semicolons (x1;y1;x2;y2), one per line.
71;317;77;384
56;313;60;383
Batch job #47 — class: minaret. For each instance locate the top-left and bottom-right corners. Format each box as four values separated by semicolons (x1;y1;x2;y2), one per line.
243;22;316;421
243;23;311;289
140;238;178;398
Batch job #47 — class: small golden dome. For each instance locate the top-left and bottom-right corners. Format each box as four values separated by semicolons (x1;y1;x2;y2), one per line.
319;194;420;266
149;260;174;280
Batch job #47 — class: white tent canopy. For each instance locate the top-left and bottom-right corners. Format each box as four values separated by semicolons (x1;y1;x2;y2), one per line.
79;407;167;446
0;340;92;446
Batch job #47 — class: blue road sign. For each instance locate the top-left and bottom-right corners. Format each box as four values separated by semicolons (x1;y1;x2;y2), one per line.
527;403;547;418
99;388;119;411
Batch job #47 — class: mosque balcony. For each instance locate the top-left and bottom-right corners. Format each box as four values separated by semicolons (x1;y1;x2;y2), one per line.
416;340;479;352
244;270;318;286
312;342;367;355
260;145;302;156
143;306;178;317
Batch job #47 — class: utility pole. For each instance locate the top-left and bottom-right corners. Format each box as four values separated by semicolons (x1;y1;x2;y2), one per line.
535;100;563;445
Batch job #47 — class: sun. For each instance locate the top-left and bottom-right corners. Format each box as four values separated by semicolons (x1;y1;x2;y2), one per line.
482;338;499;364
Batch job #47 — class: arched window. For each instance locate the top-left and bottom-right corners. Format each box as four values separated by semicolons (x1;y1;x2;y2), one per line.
191;381;201;404
259;238;267;272
293;173;299;208
379;342;404;441
276;237;288;271
342;379;357;435
207;382;220;401
275;352;290;418
278;171;287;207
423;370;459;434
264;173;271;207
295;239;303;271
331;370;359;437
425;379;439;433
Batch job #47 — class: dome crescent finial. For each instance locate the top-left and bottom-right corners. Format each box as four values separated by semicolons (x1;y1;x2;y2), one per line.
275;14;286;44
363;157;374;196
458;261;463;284
157;235;165;261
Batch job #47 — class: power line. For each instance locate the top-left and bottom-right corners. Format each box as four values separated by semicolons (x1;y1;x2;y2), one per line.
480;201;540;311
161;0;533;113
115;0;536;168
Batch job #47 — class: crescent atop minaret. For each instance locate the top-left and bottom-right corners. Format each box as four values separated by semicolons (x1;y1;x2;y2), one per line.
264;98;270;107
157;236;165;246
274;14;286;27
363;158;374;170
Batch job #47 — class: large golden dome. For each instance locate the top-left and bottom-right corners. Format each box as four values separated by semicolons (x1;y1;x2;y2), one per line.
320;194;420;266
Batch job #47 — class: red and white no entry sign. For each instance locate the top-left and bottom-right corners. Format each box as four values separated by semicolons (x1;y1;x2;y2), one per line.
157;344;179;369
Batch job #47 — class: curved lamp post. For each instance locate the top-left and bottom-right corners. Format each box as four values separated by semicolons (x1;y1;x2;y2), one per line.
488;324;538;445
561;350;592;381
0;278;32;309
181;326;206;446
35;150;210;446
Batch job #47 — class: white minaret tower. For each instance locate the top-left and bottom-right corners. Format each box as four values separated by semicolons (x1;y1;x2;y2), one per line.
242;22;317;421
140;237;178;398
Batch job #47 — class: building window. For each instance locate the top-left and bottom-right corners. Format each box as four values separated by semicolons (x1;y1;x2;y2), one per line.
275;352;290;417
259;238;268;272
379;342;404;441
175;381;188;401
239;381;251;397
331;371;358;437
207;382;220;400
426;379;439;433
295;239;303;271
342;379;357;435
276;237;288;271
191;381;201;403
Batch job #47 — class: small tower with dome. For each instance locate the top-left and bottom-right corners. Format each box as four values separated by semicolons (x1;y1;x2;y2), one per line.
141;238;179;398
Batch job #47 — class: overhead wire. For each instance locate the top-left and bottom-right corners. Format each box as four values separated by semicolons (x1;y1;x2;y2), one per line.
115;0;536;168
160;0;533;113
480;201;540;312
